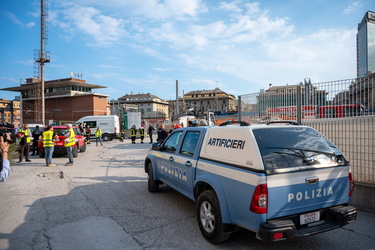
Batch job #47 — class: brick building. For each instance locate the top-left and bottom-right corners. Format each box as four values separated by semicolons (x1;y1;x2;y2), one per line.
1;77;109;124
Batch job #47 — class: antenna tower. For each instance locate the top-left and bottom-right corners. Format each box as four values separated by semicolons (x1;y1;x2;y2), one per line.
34;0;50;124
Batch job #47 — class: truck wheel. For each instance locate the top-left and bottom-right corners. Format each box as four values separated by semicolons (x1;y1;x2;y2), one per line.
102;133;110;141
147;162;159;192
196;190;231;244
80;142;86;152
73;145;79;158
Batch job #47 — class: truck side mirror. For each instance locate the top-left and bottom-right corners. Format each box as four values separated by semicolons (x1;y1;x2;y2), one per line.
152;143;162;151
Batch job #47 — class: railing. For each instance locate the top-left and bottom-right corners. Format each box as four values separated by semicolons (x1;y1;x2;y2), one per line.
238;75;375;184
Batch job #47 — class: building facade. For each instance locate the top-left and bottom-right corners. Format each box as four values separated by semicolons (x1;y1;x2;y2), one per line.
0;99;20;124
357;10;375;78
116;93;169;126
1;77;109;124
168;88;237;120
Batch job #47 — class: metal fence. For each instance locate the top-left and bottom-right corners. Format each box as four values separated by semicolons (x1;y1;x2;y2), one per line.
237;75;375;185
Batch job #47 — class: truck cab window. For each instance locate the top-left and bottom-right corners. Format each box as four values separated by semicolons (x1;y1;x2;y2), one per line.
163;131;183;153
180;131;200;156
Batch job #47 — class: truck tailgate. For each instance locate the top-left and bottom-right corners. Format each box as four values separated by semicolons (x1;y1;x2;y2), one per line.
267;166;350;219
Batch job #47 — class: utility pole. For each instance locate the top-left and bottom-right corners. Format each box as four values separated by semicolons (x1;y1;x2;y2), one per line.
176;80;179;118
35;0;50;125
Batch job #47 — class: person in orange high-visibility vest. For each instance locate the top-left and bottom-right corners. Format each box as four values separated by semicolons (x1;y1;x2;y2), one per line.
64;124;76;166
41;125;59;167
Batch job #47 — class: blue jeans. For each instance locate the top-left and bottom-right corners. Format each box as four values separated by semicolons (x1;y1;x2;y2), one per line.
44;147;54;165
96;136;102;145
66;146;73;163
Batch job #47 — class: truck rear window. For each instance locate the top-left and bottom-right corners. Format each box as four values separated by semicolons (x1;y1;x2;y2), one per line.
253;127;347;172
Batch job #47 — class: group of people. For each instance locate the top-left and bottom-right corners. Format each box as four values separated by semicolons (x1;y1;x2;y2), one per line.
78;124;103;146
1;121;180;182
126;124;169;144
129;125;146;144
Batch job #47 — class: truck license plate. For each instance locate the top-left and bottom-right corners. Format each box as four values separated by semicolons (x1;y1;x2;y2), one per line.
300;211;320;225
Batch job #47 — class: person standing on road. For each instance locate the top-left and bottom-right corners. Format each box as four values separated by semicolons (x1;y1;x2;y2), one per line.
41;125;59;167
157;124;168;144
64;124;75;166
18;124;32;163
138;125;145;143
119;123;125;142
95;127;103;146
0;132;11;182
78;123;84;134
31;125;42;156
130;125;137;144
148;124;155;144
85;125;91;144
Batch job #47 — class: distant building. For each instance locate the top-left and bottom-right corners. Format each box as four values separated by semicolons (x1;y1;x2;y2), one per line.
257;84;327;116
349;72;375;111
357;10;375;78
116;93;169;125
0;99;20;124
168;88;237;119
1;77;109;124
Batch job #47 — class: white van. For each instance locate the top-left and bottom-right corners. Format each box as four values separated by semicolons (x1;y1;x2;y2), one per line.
75;115;120;141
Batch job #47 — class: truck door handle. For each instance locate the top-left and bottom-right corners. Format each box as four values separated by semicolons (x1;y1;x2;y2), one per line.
169;156;174;162
305;177;319;185
185;161;192;167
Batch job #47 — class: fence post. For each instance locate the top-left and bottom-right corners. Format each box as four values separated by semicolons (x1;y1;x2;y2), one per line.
297;83;302;124
238;95;242;121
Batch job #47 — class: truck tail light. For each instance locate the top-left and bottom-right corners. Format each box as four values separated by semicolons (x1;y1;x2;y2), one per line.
349;172;354;197
114;127;117;133
250;184;268;214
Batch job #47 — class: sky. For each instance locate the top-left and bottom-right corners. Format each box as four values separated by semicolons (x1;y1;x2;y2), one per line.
0;0;373;101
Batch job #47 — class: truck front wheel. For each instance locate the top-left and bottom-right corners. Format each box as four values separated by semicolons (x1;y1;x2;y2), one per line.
102;133;110;141
196;190;231;244
147;162;159;192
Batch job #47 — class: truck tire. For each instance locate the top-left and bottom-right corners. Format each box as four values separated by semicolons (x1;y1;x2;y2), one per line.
102;133;110;141
80;142;86;152
73;145;79;158
196;190;231;244
147;162;159;192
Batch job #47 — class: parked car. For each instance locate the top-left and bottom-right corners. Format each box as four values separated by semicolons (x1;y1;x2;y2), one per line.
38;125;86;158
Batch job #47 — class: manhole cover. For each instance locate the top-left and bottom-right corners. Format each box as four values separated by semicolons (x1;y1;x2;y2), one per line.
37;171;64;179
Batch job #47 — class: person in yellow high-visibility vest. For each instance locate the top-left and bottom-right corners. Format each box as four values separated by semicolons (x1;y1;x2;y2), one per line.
64;124;76;166
138;125;145;143
95;127;103;146
41;125;59;167
130;125;137;144
17;124;32;163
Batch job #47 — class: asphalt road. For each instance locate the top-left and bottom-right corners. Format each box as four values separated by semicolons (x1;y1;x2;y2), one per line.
0;139;374;250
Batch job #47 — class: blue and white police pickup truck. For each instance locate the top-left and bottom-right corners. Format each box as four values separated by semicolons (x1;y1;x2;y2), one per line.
144;121;356;243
